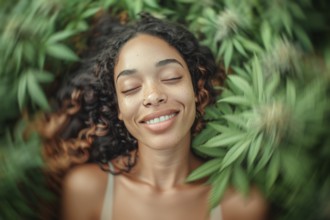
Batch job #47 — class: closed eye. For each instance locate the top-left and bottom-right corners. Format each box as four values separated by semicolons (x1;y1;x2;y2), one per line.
162;76;182;82
121;87;141;95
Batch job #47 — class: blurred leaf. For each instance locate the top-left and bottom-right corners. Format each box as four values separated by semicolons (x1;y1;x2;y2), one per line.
233;38;247;57
221;138;249;169
133;0;143;15
208;122;232;133
266;150;280;189
194;147;226;158
222;114;248;129
289;2;306;20
202;132;246;148
23;42;36;64
261;21;272;49
81;7;101;18
232;165;249;196
231;66;247;77
205;106;221;119
217;103;233;115
237;36;263;54
228;75;254;100
67;20;89;32
144;0;159;8
46;43;79;61
265;74;280;99
254;141;274;174
193;125;218;147
33;70;55;83
286;79;297;106
102;0;118;8
251;56;264;101
219;96;251;106
295;25;313;51
204;7;217;22
247;133;263;170
186;158;223;182
26;71;49;110
282;12;293;36
224;40;233;70
47;30;77;44
38;48;46;69
218;38;230;60
17;73;27;111
14;42;23;73
209;168;230;208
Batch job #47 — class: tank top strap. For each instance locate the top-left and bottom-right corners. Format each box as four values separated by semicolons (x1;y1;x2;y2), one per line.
100;163;114;220
210;205;222;220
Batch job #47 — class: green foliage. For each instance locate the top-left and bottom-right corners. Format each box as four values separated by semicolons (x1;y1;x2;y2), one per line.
185;1;330;218
0;121;54;219
1;0;330;219
191;52;329;210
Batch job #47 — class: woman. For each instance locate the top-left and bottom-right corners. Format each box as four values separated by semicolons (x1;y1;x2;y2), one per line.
56;15;268;220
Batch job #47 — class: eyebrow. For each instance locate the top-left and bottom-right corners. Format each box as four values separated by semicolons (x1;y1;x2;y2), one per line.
116;58;184;82
155;58;184;68
116;69;137;82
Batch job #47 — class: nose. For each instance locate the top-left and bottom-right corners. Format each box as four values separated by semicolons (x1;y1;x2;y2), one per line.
143;86;167;107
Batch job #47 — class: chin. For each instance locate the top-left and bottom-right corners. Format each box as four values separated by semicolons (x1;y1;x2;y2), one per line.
138;132;191;150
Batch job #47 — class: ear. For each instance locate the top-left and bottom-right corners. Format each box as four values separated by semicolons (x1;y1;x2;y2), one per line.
118;111;123;120
195;96;198;103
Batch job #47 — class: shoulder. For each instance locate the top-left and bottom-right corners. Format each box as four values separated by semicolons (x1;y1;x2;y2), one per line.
220;186;269;220
63;163;108;194
61;163;109;220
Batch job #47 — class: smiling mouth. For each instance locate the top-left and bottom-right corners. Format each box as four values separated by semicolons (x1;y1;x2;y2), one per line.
145;113;176;125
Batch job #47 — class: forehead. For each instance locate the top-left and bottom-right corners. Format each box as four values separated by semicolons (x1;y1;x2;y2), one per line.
114;34;187;75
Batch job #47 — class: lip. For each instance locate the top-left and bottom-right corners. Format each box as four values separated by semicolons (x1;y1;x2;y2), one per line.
139;109;180;133
139;109;180;123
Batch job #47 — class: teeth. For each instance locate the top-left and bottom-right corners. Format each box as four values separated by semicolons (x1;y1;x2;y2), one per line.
146;114;175;125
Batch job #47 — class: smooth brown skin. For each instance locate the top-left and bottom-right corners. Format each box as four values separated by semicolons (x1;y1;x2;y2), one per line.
62;35;268;220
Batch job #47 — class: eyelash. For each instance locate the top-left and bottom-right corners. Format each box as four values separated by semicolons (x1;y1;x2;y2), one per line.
162;76;182;82
121;87;141;94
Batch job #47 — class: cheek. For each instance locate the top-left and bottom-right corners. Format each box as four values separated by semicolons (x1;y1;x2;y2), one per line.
117;97;137;119
117;98;140;137
186;85;197;120
175;82;196;114
183;82;196;104
182;92;196;109
187;95;197;119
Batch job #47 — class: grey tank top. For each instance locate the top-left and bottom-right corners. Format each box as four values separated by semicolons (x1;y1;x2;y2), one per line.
101;164;222;220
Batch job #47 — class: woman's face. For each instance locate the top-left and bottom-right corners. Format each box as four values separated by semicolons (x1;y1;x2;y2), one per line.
114;34;196;150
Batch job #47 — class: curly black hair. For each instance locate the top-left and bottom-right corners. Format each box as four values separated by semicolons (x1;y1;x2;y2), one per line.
52;14;221;173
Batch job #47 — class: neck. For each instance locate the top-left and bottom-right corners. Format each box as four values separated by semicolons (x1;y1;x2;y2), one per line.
130;134;200;190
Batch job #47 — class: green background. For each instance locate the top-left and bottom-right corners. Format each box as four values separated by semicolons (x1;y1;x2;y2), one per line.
1;0;329;219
